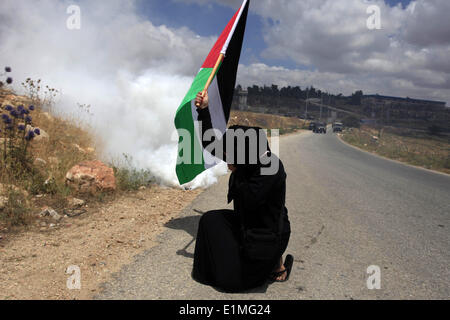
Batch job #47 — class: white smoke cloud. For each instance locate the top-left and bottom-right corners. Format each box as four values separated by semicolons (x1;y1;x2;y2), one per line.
0;0;227;188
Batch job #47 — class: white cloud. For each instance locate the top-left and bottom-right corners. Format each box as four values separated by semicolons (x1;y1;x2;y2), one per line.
403;0;450;48
176;0;450;103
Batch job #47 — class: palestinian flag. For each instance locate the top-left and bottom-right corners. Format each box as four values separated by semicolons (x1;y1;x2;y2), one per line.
175;0;250;185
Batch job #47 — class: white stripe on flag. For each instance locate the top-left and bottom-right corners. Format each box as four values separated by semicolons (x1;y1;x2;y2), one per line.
190;76;227;169
220;0;248;55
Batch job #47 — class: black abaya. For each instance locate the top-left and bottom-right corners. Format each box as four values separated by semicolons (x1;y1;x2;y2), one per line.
192;106;291;292
192;208;290;292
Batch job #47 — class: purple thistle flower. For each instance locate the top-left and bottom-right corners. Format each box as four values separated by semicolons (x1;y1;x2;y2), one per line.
29;105;35;111
19;107;29;116
25;130;36;141
10;110;19;118
34;128;41;135
5;105;13;111
18;124;25;131
25;115;32;124
2;115;11;124
5;67;11;73
17;105;24;111
6;77;13;84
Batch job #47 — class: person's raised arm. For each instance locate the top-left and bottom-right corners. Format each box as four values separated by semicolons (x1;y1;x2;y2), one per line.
195;91;223;159
195;91;211;142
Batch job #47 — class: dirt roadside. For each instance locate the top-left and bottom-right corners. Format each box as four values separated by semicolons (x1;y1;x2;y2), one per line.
0;186;201;300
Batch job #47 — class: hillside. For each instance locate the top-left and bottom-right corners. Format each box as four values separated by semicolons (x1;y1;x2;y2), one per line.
229;110;309;135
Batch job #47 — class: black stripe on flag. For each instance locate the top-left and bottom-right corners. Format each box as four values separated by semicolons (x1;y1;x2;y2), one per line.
217;0;250;123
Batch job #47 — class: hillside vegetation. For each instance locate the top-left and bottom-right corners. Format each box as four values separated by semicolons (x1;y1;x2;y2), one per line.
229;110;309;135
341;125;450;175
0;82;98;228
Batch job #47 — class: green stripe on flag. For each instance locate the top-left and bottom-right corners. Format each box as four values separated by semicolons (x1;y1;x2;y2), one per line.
175;68;216;185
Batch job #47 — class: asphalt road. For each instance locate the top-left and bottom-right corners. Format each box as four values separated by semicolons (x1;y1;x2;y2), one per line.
98;130;450;300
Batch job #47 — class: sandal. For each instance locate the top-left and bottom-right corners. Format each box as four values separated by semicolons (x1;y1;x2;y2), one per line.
269;254;294;283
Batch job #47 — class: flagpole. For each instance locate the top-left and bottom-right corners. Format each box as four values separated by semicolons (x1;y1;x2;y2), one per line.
195;53;225;107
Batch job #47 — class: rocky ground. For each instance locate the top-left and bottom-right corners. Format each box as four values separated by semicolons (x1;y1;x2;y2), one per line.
0;185;200;300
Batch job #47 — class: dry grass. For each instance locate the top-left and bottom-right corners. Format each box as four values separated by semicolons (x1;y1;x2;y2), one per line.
0;185;201;300
0;88;97;228
342;125;450;174
31;109;97;187
229;110;309;134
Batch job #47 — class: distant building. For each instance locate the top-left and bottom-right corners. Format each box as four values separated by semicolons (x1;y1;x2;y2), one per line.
362;94;446;108
361;94;448;122
235;88;248;111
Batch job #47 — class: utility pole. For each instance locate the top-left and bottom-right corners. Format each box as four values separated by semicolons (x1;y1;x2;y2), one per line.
320;92;323;121
305;88;309;120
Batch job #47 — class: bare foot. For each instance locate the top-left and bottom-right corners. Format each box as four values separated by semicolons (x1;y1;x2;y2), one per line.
273;257;287;281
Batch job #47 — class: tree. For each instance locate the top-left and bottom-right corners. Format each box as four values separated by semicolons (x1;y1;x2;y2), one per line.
428;125;442;136
350;90;363;106
342;115;361;128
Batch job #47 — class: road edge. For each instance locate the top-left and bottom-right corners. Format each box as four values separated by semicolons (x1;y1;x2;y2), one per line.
336;133;450;178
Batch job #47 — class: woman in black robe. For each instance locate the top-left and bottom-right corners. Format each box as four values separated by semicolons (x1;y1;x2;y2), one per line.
192;91;293;292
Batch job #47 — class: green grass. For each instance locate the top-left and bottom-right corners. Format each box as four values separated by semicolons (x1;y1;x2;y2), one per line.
111;154;155;191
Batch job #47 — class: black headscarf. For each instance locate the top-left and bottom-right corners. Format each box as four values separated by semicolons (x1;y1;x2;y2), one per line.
221;125;271;175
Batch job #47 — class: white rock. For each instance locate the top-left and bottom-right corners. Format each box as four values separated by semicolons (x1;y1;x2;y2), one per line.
68;197;85;208
0;196;8;210
72;144;86;154
39;207;62;221
34;128;49;142
34;158;47;167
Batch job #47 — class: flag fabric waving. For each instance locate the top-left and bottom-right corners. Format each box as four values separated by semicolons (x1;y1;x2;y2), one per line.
174;0;250;185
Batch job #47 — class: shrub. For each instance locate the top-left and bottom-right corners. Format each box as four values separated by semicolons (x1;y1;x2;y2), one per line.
428;125;442;136
112;154;155;191
0;187;31;227
21;78;59;112
1;103;42;175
